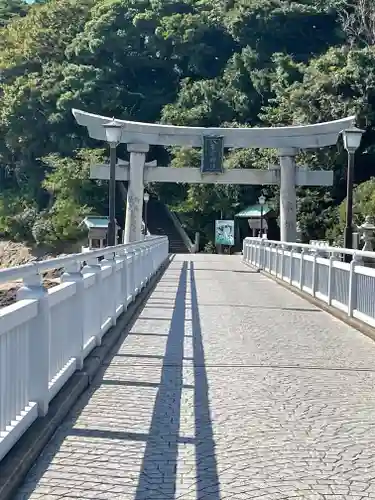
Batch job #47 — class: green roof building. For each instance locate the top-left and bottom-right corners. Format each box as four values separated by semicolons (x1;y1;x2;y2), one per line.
235;204;278;240
80;216;120;249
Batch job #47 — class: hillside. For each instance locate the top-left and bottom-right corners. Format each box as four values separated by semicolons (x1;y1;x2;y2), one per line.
0;0;374;247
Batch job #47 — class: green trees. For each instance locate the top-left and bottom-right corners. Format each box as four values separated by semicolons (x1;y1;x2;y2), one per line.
0;0;374;248
0;0;28;27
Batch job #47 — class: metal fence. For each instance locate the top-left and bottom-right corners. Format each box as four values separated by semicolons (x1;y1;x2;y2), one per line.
0;236;168;462
243;237;375;328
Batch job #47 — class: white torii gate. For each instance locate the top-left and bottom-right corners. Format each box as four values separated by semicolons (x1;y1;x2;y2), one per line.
72;108;355;243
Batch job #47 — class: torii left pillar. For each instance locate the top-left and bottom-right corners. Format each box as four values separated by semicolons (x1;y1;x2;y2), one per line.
124;143;149;243
279;148;297;243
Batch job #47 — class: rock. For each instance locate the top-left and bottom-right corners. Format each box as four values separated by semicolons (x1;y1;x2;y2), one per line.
0;286;18;307
0;241;36;269
0;241;68;307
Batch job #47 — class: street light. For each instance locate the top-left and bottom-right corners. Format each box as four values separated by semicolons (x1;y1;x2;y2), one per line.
258;194;266;237
342;127;364;250
103;118;122;246
143;191;150;237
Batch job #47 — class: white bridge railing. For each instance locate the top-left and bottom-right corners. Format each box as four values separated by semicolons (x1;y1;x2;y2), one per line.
243;237;375;328
0;236;168;462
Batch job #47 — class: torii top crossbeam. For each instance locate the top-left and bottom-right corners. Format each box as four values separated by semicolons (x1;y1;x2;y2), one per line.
72;109;355;149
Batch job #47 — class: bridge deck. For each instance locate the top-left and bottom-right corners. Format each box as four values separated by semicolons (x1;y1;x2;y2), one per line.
16;255;375;500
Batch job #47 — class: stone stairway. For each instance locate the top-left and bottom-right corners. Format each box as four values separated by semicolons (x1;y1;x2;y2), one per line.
146;198;189;253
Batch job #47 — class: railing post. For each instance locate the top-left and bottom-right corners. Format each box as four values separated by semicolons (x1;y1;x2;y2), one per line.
159;238;167;267
126;246;136;302
115;248;127;312
137;244;144;289
289;247;294;284
82;256;102;346
144;242;149;285
61;260;85;369
254;240;258;267
152;242;157;273
275;244;279;278
266;242;271;271
327;254;335;306
149;242;156;277
144;243;150;284
242;239;247;263
261;239;266;270
118;248;128;307
121;248;129;304
279;245;285;279
269;243;274;273
259;240;263;267
101;252;117;325
134;246;141;295
312;249;319;297
157;240;163;269
299;249;305;290
17;265;50;416
150;240;156;275
149;241;154;277
114;249;126;313
124;247;132;305
140;243;147;288
262;241;267;270
159;238;166;268
348;253;358;317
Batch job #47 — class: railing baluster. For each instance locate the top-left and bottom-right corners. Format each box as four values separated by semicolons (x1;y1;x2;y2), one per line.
61;261;85;370
348;254;358;317
17;266;50;417
83;256;103;346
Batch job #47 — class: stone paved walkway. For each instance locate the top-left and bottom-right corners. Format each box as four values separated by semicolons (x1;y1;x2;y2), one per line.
15;255;375;499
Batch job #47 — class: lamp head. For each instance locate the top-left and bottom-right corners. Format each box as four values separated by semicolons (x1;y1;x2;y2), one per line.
143;192;150;203
342;127;364;153
103;118;122;146
258;194;266;206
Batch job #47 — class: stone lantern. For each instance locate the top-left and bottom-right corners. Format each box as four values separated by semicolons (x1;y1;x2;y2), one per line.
360;216;375;251
360;216;375;267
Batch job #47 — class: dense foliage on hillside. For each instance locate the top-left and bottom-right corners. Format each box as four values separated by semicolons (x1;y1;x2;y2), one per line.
0;0;375;247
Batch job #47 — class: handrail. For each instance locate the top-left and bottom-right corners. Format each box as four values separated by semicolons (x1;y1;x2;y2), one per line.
0;236;165;285
245;237;375;260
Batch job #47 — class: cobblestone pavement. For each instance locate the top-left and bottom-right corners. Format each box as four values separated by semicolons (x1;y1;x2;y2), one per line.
15;255;375;500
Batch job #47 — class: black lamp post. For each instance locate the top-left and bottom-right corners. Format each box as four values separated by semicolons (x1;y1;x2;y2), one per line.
143;191;150;237
258;194;266;237
342;127;364;250
103;118;123;246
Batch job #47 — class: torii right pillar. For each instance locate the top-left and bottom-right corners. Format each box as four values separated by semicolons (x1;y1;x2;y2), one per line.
279;148;298;243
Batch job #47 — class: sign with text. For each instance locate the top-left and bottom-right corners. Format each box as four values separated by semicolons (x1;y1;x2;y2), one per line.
215;220;235;246
201;136;224;174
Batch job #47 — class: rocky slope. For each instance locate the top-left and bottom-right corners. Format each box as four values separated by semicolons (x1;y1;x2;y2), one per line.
0;241;65;307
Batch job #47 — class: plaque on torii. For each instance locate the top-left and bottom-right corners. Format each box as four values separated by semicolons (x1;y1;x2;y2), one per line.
201;136;224;174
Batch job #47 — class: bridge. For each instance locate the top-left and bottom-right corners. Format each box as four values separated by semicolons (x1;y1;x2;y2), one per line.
1;236;375;499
